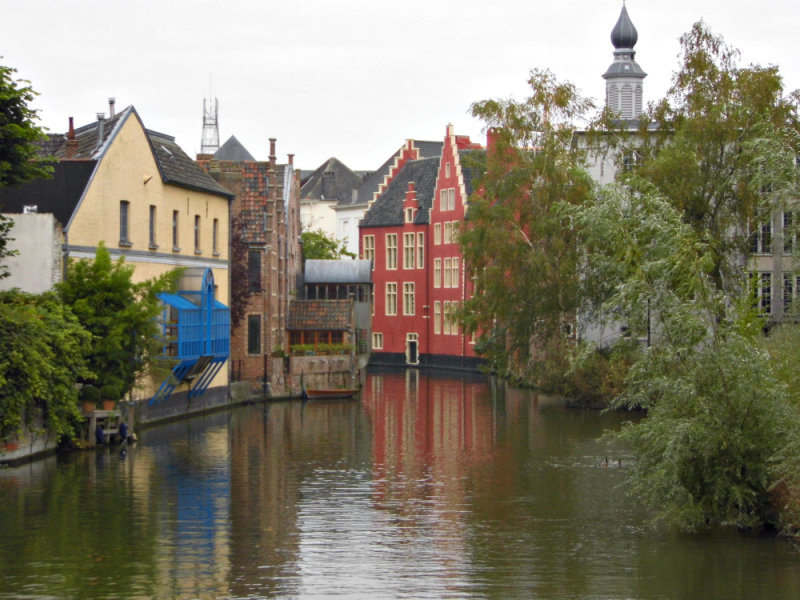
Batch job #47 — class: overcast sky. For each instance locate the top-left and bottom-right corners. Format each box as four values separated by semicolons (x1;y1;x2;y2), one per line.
2;0;798;171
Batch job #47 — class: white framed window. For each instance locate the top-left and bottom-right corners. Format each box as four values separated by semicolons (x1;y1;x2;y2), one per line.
385;282;397;316
440;189;448;211
363;235;375;265
433;301;441;334
750;221;772;255
749;272;772;314
403;232;415;269
433;258;442;288
444;222;453;244
434;223;442;245
444;257;452;288
784;212;795;254
443;301;452;335
403;282;415;316
405;207;415;223
386;234;398;269
448;188;455;211
416;232;424;268
372;332;384;350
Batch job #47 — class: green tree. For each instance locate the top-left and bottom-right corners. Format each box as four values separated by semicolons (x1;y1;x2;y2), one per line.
571;184;800;532
630;22;800;293
301;228;356;260
459;69;596;386
0;290;91;441
56;243;181;398
0;62;54;279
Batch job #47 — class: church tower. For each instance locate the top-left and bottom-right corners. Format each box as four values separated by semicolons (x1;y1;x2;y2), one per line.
603;3;646;121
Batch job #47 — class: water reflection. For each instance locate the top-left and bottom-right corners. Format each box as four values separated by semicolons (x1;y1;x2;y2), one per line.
1;370;800;599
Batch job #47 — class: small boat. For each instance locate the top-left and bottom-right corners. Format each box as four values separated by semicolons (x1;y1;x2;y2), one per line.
303;387;360;400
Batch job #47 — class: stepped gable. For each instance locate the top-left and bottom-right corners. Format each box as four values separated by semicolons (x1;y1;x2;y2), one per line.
345;140;443;209
300;157;363;203
214;136;256;162
360;156;440;228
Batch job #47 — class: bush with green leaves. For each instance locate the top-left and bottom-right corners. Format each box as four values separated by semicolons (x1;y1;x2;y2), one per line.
0;290;91;440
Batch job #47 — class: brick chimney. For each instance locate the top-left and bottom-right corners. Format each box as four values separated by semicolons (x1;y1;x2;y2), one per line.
269;138;277;173
108;97;116;118
65;117;78;158
287;153;294;168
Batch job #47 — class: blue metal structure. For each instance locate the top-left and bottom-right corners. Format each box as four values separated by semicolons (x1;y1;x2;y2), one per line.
151;268;230;404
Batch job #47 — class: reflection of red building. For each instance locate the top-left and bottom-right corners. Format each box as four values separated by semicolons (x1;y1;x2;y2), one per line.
362;370;497;506
360;126;484;370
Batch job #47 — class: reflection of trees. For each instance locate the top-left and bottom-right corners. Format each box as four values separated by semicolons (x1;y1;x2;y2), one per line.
0;451;161;598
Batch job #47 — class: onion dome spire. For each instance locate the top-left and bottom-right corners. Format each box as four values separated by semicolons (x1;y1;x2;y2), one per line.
611;2;638;50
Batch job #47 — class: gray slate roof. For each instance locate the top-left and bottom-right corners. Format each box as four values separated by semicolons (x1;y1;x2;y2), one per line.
360;157;440;227
341;140;443;209
305;259;372;284
300;158;364;203
214;135;256;162
360;149;484;229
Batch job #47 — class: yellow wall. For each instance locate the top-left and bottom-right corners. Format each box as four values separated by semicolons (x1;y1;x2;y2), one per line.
66;112;231;400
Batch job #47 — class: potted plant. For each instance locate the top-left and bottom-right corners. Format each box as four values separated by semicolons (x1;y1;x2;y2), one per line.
80;384;101;413
99;384;120;411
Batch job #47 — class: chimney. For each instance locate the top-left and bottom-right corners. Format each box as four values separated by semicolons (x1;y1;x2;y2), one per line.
108;97;116;118
66;117;78;158
96;113;106;148
487;127;500;155
287;153;294;168
269;138;277;172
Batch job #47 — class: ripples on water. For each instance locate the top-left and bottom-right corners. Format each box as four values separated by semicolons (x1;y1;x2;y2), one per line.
2;371;800;599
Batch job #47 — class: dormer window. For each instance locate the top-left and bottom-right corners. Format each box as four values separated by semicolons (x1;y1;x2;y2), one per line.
405;207;415;223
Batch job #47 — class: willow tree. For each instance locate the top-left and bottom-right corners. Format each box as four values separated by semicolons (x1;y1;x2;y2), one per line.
459;69;596;387
632;22;800;294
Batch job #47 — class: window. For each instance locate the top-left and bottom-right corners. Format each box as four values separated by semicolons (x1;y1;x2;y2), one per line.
247;314;261;355
416;232;424;268
172;210;180;251
444;301;458;335
445;162;451;178
750;221;772;255
149;205;157;249
440;189;447;211
434;223;442;245
194;215;201;253
622;150;641;172
385;282;397;316
363;235;375;265
443;301;452;334
403;232;415;269
750;272;772;314
386;234;398;269
448;188;455;211
405;207;415;223
403;282;415;315
784;212;795;254
451;257;459;288
119;200;130;245
433;258;442;288
433;301;441;334
248;250;262;293
372;332;384;350
444;222;453;244
444;258;452;288
212;218;219;255
784;274;799;312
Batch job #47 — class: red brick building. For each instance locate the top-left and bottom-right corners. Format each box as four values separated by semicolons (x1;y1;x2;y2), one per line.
199;137;302;394
360;125;484;370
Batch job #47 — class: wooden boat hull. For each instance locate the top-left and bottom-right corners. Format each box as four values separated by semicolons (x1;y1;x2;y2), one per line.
303;388;360;400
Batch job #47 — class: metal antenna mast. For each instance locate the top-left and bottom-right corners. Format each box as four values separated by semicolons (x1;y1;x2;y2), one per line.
201;97;220;155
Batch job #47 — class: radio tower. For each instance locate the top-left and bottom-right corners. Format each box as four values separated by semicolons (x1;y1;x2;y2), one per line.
201;97;220;155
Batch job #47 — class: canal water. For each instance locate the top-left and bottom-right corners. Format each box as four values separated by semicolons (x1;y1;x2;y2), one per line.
2;370;800;599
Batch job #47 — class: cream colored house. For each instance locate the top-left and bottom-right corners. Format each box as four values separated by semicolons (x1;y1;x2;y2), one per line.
0;102;234;405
